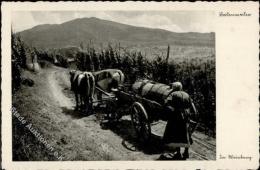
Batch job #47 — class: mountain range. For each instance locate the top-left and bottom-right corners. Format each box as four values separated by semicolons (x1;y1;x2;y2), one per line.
17;17;215;49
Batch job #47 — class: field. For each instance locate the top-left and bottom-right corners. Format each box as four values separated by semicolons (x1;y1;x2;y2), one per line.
49;42;216;135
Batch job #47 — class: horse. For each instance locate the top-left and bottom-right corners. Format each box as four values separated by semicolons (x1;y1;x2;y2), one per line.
69;70;95;112
79;71;95;112
69;69;124;113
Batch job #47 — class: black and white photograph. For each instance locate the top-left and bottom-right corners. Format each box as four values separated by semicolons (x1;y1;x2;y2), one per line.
11;10;216;161
1;2;259;169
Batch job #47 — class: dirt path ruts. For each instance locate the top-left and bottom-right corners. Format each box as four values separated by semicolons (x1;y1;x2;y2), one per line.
48;69;74;109
44;66;159;160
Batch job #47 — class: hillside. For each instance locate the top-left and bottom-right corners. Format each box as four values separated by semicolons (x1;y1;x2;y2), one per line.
17;17;215;49
13;64;216;160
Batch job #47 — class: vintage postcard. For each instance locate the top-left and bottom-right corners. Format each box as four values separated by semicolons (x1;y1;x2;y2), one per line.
1;1;259;170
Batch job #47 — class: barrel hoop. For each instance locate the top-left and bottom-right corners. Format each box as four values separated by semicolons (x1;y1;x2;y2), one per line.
138;80;153;95
151;83;164;92
144;82;158;97
149;84;164;97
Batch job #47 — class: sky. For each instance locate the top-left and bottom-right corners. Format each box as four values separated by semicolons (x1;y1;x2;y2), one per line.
12;11;215;33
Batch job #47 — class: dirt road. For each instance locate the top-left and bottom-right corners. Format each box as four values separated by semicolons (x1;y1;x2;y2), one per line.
13;65;216;161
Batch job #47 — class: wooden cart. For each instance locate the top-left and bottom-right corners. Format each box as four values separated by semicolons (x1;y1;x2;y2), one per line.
92;84;171;143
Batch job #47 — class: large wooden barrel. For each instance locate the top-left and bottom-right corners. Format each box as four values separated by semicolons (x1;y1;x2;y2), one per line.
132;79;191;108
132;79;173;104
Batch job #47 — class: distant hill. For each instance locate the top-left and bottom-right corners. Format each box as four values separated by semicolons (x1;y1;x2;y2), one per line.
17;17;215;49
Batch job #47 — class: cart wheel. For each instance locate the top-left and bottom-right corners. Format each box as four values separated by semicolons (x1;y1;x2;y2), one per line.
131;102;151;143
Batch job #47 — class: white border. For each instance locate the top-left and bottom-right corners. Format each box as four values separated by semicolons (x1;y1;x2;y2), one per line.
1;2;259;170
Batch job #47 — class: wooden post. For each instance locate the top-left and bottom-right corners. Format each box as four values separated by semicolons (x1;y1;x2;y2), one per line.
165;44;170;83
166;44;170;64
